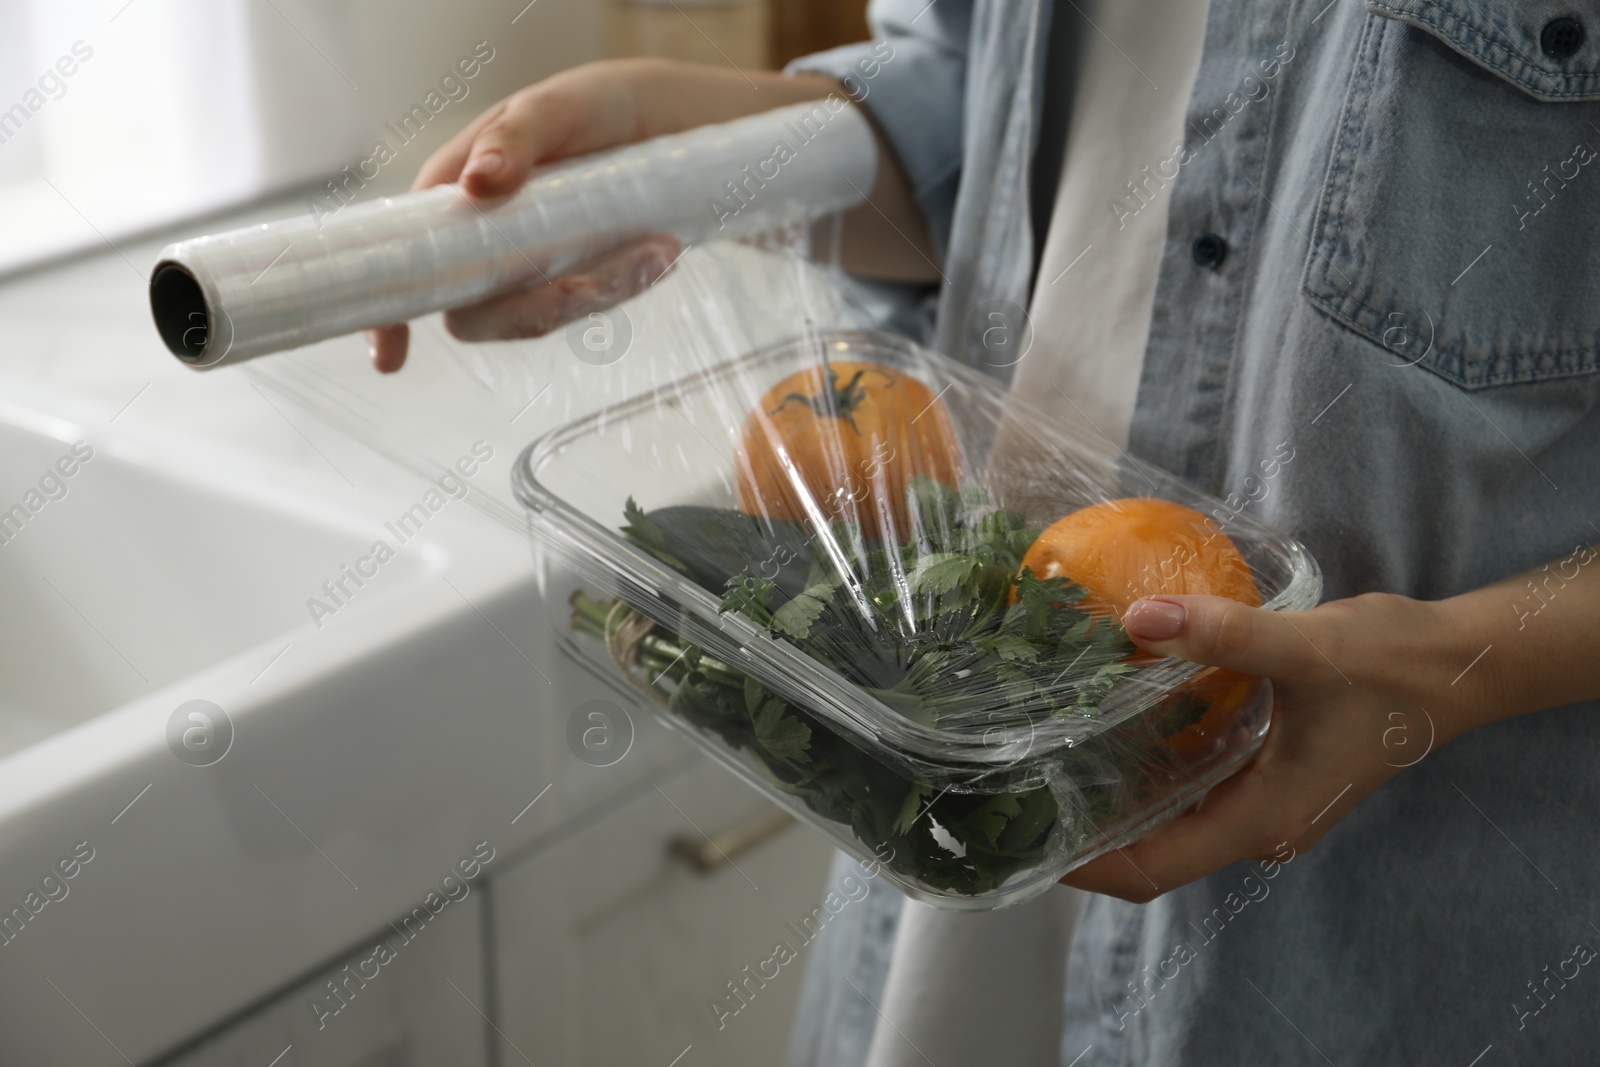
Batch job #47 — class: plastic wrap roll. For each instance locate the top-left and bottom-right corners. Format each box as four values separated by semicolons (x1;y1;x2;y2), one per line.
148;100;877;368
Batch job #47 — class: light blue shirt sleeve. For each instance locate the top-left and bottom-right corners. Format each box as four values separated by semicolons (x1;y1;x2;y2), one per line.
786;0;972;260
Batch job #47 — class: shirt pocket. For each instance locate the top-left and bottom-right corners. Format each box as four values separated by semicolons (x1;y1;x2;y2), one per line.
1302;1;1600;388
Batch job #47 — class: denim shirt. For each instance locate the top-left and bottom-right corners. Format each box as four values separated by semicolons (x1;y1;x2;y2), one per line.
791;1;1600;1064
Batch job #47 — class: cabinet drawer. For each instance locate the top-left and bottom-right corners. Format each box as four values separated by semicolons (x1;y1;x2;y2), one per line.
491;756;836;1066
158;897;487;1067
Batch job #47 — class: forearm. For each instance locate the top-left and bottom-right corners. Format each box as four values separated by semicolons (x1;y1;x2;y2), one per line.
1412;543;1600;736
622;60;939;282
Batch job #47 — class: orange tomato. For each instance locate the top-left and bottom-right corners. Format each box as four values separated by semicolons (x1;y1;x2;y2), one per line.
1017;497;1259;618
1019;497;1263;756
1162;679;1257;763
735;360;961;541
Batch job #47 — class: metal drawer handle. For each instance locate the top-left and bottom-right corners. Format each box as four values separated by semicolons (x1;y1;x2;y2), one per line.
670;806;796;874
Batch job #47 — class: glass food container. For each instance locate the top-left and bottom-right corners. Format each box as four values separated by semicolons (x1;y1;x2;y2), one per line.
515;330;1321;909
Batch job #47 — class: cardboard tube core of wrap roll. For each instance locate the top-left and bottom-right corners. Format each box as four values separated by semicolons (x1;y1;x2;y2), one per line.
150;261;215;363
149;100;878;369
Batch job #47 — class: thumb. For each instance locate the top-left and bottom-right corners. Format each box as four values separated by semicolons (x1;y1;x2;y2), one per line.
1122;595;1317;679
457;103;538;199
429;90;586;200
454;78;621;199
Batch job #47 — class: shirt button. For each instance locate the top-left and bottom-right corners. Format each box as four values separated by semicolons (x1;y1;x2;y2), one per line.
1542;17;1585;58
1192;233;1227;269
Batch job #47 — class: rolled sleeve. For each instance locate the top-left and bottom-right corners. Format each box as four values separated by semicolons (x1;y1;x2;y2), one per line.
786;0;970;259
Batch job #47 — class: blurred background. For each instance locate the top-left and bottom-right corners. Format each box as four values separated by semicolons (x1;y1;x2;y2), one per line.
0;3;873;1066
0;0;867;276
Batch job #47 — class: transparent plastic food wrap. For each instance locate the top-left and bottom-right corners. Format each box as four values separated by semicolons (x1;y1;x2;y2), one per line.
515;325;1321;910
179;110;1314;909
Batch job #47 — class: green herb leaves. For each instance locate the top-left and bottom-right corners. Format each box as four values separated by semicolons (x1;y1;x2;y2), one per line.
608;486;1164;897
770;579;841;640
719;573;775;625
622;497;688;573
706;484;1138;725
746;678;812;765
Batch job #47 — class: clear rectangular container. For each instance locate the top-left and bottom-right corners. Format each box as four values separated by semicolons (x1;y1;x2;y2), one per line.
514;330;1321;909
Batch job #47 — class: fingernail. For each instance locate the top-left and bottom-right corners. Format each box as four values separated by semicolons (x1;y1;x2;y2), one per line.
1125;599;1186;641
367;338;379;363
464;150;503;178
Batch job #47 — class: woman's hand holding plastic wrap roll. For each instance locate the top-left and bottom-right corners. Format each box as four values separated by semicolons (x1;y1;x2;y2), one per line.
367;57;940;373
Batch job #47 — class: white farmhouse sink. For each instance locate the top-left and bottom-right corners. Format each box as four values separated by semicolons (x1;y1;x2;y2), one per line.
0;397;685;1066
0;401;424;759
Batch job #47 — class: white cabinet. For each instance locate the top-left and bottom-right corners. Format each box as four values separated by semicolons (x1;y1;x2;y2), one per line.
156;753;837;1067
490;755;837;1066
159;896;488;1067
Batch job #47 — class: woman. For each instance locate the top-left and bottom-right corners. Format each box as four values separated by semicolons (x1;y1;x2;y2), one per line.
371;0;1600;1061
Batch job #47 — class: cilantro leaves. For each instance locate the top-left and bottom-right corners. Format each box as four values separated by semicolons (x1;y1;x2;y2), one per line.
622;497;688;573
603;483;1182;898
